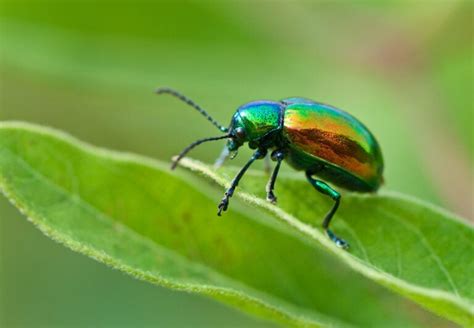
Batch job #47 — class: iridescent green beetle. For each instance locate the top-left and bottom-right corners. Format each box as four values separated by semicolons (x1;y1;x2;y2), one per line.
156;88;384;249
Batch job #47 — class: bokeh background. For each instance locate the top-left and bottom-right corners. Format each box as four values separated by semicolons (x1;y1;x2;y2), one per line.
1;0;472;327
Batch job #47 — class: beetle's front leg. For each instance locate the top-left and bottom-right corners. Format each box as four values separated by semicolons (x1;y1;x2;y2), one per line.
266;150;285;204
217;148;267;215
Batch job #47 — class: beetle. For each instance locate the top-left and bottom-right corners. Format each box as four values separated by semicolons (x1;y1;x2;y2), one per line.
155;87;384;249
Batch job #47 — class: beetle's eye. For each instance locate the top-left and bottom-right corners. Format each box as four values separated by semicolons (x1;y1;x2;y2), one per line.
234;127;246;139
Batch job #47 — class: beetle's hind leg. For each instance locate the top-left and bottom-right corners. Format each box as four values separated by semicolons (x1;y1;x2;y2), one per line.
305;172;349;249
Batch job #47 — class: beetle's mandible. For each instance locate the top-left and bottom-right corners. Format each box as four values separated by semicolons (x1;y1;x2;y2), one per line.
155;88;384;249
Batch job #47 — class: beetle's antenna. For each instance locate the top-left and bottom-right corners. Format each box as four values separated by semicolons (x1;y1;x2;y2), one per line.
155;87;229;133
171;134;231;170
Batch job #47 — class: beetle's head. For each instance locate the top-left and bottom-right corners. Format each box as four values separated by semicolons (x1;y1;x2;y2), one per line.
226;100;283;158
156;88;285;169
156;87;284;169
226;115;247;154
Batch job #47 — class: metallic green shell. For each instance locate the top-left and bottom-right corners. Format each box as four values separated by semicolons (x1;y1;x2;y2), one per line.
281;98;384;191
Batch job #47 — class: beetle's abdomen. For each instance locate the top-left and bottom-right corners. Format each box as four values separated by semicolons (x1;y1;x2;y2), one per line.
282;103;384;191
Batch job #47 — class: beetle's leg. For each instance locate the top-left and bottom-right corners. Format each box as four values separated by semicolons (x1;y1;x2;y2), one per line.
305;172;349;249
214;145;229;169
263;153;271;175
218;148;267;215
265;150;285;204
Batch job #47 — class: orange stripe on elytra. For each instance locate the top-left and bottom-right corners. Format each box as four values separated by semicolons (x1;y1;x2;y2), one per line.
286;127;376;181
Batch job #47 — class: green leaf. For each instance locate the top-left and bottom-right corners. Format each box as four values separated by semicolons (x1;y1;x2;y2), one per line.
180;164;474;326
0;122;471;327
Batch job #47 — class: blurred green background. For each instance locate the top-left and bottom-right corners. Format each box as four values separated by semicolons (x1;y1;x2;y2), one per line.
0;0;472;327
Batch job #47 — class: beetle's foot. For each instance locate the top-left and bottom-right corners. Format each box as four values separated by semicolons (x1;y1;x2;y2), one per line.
266;191;277;204
217;195;230;216
326;229;349;250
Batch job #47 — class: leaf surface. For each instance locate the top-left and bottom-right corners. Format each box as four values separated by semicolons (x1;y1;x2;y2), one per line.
0;122;471;327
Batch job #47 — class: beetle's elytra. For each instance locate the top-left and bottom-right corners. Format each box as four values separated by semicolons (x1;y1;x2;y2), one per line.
156;88;384;249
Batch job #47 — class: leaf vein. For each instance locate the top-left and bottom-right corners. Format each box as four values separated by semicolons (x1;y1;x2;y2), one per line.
378;208;460;298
